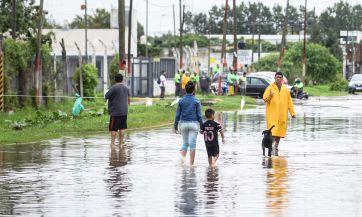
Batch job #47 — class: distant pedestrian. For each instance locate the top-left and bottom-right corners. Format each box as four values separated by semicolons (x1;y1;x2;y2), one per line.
200;108;225;167
174;69;181;97
159;70;166;99
181;71;190;96
174;81;203;165
263;72;295;155
105;73;131;147
227;68;235;96
199;71;210;95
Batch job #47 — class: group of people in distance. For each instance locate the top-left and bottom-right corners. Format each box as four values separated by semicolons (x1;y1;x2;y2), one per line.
105;71;295;167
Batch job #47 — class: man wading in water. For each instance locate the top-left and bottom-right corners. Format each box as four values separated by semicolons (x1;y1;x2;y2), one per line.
263;72;295;155
105;74;130;147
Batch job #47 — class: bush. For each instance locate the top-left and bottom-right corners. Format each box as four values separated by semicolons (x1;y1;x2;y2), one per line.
73;64;99;97
329;79;348;91
252;42;341;84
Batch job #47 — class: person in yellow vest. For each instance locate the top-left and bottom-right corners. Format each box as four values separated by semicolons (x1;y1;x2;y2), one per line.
263;72;296;155
227;68;234;96
181;71;190;96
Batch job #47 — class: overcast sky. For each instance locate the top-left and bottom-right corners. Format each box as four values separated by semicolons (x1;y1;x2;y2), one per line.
44;0;357;35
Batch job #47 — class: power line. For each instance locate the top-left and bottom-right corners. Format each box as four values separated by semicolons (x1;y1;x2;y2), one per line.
145;0;174;8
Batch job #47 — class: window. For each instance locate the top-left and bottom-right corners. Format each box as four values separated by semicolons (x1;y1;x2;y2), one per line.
250;77;264;85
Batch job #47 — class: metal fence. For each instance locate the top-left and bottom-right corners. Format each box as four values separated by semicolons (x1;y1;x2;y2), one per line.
152;57;176;80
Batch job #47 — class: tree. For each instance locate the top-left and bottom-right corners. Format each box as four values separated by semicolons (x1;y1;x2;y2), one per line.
73;64;99;97
69;8;110;29
137;22;144;40
0;0;39;39
88;8;110;28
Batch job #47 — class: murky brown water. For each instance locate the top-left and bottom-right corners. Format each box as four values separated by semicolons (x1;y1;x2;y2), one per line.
1;95;362;216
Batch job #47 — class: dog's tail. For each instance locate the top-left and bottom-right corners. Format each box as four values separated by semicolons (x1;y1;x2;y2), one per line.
268;125;275;132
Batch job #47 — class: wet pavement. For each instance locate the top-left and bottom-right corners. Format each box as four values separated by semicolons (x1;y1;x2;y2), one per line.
1;95;362;216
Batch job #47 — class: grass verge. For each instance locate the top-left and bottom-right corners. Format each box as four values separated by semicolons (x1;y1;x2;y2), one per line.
0;95;255;145
304;85;348;97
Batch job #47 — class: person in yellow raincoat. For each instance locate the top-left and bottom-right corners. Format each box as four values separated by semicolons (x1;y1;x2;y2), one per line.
181;71;190;96
263;72;296;153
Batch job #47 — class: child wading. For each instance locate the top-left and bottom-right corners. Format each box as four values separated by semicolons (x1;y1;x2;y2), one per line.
200;109;225;166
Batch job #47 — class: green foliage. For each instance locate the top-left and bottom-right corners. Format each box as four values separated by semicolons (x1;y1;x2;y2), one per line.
73;64;99;97
253;42;341;84
252;53;294;78
183;34;208;47
329;78;348;91
69;8;110;28
0;0;39;38
109;54;119;85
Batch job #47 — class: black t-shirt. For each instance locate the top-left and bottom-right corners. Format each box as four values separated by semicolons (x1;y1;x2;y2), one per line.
201;120;223;147
199;74;210;88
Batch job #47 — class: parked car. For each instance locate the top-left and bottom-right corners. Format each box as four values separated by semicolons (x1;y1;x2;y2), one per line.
252;71;289;85
211;73;271;98
348;74;362;94
245;74;272;98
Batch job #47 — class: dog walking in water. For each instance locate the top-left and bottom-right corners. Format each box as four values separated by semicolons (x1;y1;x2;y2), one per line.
262;125;275;157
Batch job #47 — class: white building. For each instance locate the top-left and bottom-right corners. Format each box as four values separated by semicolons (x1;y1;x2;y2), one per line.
43;7;138;95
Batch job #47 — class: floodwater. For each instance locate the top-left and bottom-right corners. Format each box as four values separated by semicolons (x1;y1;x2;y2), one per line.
1;95;362;217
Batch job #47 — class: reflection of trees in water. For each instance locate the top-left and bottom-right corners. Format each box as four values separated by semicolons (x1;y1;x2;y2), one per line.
105;146;132;199
266;157;289;217
0;144;48;216
203;167;219;211
175;167;198;216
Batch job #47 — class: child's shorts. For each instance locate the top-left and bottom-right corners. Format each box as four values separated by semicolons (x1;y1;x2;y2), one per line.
206;144;219;157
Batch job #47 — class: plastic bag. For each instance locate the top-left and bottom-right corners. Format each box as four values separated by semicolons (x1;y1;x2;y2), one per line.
72;94;84;117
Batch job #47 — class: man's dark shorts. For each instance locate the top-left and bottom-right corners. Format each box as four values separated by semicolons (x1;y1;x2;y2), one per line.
109;115;127;131
206;144;219;157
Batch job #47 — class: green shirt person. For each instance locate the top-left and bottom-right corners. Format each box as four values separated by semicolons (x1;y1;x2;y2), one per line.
174;70;182;97
227;72;234;84
175;71;181;84
190;73;196;82
213;64;220;74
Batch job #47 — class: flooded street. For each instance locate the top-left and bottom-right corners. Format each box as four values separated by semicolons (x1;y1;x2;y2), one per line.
1;95;362;216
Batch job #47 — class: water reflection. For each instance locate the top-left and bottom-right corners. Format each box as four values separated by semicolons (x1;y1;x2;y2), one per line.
204;167;219;212
105;145;131;199
175;167;198;216
266;157;289;217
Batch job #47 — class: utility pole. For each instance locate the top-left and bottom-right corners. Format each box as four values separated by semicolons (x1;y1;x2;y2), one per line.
219;0;228;95
232;0;237;71
99;39;108;96
128;0;133;75
179;1;185;68
75;42;84;97
258;21;261;61
173;5;177;51
251;23;255;71
84;0;88;63
258;4;261;61
208;14;211;76
302;0;307;81
12;0;16;39
0;35;4;112
119;0;126;73
352;7;355;76
34;0;44;107
277;0;289;72
146;0;149;57
60;38;69;96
